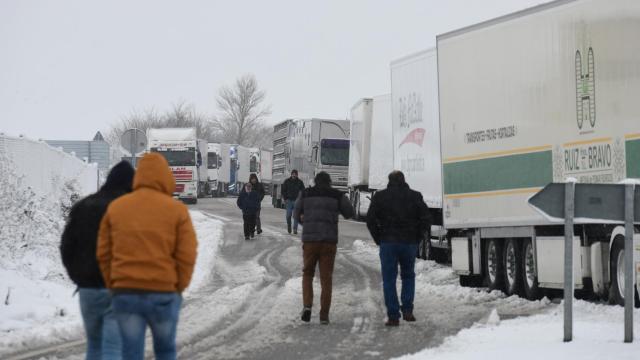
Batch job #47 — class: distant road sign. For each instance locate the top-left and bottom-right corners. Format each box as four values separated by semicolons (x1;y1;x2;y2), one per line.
120;128;147;155
529;183;640;223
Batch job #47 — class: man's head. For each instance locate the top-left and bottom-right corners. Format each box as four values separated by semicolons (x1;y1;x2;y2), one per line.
314;171;332;188
388;170;406;185
102;160;135;193
291;169;298;178
245;182;253;192
249;173;259;184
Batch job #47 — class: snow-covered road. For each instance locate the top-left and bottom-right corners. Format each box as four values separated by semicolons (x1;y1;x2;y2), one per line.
5;197;639;359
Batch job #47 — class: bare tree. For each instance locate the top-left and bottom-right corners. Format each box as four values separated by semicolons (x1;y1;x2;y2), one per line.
104;102;221;165
214;74;271;146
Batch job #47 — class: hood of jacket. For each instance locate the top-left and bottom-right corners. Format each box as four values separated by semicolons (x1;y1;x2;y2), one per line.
133;153;175;195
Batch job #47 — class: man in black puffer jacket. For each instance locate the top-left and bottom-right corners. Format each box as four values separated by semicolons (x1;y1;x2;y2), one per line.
60;161;134;359
294;171;353;324
366;170;431;327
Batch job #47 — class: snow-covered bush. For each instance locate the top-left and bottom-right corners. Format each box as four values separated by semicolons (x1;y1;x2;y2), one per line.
0;151;80;282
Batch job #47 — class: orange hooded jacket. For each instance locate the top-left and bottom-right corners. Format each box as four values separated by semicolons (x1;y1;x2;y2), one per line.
97;153;198;292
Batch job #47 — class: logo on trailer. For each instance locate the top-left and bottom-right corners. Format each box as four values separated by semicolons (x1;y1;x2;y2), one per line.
399;128;426;148
575;47;595;130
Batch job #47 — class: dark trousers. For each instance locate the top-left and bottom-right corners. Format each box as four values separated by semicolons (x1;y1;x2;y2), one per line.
302;242;337;320
255;208;262;231
243;214;256;237
379;242;417;320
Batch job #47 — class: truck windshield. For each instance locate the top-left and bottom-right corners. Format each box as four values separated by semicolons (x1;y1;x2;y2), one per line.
208;152;218;169
152;149;196;166
320;139;349;166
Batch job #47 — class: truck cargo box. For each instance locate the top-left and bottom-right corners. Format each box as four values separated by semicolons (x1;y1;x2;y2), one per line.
369;94;393;190
391;48;442;208
348;98;373;188
437;0;640;229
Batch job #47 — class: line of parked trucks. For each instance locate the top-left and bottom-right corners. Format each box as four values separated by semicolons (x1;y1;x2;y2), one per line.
144;0;639;306
270;0;640;306
145;127;272;204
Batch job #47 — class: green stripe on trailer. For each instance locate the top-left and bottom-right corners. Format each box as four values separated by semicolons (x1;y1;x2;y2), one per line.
627;138;640;179
443;151;553;195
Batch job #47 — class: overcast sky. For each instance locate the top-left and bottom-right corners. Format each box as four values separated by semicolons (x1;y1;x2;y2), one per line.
0;0;548;141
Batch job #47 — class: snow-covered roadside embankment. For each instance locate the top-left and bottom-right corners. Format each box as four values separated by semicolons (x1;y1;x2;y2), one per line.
394;300;640;360
0;207;223;357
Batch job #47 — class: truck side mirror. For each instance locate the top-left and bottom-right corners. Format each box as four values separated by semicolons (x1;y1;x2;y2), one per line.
197;151;202;167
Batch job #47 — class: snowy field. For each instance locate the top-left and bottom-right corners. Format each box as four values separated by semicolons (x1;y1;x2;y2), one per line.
0;208;223;357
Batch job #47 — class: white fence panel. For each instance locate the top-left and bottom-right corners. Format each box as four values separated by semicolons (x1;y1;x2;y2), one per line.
0;134;98;197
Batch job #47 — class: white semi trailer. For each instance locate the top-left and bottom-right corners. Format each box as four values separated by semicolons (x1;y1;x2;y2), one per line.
347;94;393;220
250;147;273;193
147;127;207;204
206;143;229;197
391;48;447;261
271;118;350;208
437;0;640;303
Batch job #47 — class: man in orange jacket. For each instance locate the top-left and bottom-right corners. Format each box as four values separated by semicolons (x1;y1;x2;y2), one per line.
97;153;197;360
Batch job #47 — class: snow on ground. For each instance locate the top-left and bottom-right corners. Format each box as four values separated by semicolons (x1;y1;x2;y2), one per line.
349;235;640;360
394;300;640;360
0;206;223;357
351;239;640;359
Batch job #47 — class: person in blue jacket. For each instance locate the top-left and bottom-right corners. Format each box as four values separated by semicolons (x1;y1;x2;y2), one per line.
237;182;261;240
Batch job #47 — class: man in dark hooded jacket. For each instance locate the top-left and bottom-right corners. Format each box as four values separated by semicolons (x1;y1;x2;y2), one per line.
294;171;353;324
366;170;431;327
241;174;265;234
60;160;134;359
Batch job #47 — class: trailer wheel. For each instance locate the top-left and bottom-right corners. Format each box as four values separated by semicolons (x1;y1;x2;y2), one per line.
354;191;361;221
609;236;640;307
503;239;523;296
522;239;542;300
483;239;505;292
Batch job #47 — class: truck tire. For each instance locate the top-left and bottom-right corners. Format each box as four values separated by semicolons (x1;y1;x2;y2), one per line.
503;239;523;296
609;236;640;307
483;239;505;292
522;238;542;300
354;191;361;221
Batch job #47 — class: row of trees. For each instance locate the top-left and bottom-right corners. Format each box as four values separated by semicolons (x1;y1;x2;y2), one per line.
106;74;272;151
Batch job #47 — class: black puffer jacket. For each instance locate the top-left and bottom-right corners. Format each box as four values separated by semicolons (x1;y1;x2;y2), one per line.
366;182;431;245
60;161;134;288
293;185;353;243
281;177;305;201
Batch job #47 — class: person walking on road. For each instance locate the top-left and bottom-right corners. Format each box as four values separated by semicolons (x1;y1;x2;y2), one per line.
97;153;198;360
61;160;134;360
237;182;261;240
282;169;305;234
243;173;265;234
366;170;431;327
294;171;353;324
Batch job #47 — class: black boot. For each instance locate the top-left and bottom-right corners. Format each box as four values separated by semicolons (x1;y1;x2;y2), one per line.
287;223;292;234
301;307;311;322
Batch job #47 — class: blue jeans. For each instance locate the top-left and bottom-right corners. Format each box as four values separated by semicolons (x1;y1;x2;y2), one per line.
379;242;418;320
112;293;182;360
78;288;122;360
286;199;299;231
